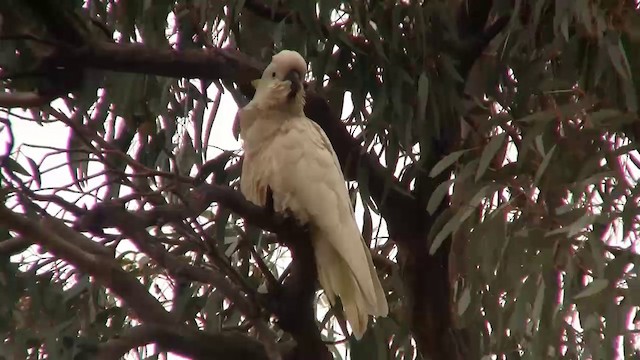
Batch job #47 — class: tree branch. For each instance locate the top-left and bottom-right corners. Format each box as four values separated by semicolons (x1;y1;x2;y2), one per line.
0;236;33;256
95;324;273;360
0;204;177;325
74;182;331;359
261;220;331;360
52;42;263;86
1;40;411;227
0;91;60;108
243;0;292;23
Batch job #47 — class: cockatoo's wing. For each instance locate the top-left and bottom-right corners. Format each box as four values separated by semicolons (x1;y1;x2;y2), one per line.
302;120;388;315
241;111;387;338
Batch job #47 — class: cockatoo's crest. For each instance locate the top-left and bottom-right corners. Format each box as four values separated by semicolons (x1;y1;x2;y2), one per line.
252;50;307;113
266;50;307;81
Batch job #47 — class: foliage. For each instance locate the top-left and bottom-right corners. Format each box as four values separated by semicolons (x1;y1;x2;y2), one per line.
0;0;639;359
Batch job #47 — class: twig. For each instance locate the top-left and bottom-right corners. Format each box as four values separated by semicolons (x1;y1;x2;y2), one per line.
236;226;280;293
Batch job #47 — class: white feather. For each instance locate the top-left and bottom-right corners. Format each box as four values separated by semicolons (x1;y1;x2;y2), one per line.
240;50;388;339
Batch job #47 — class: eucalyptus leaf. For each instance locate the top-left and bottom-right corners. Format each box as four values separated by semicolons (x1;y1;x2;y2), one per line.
429;150;469;178
574;279;609;299
475;132;506;181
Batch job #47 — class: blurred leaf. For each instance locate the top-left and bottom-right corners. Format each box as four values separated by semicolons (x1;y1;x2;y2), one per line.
176;131;197;176
429;150;469;178
430;185;492;255
67;130;90;189
574;279;609;299
533;144;556;186
475;132;506;181
350;325;385;360
607;35;632;80
5;157;29;176
25;157;41;187
416;72;430;123
457;287;471;316
427;179;453;215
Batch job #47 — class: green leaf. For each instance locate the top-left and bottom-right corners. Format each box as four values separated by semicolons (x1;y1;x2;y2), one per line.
457;287;471;316
607;36;632;80
427;179;453;215
6;157;29;176
574;279;609;299
533;144;556;186
176;131;197;176
384;136;399;172
416;72;430;124
429;149;469;178
67;130;90;189
429;214;458;255
516;110;556;123
530;278;545;327
567;213;597;238
25;157;41;187
439;53;464;83
430;185;491;255
475;132;506;181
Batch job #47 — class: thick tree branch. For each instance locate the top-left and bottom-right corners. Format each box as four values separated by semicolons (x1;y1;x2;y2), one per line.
95;324;273;360
395;4;510;359
244;0;292;23
0;236;32;256
51;43;263;85
41;216;114;257
1;40;410;229
0;205;177;325
0;91;58;108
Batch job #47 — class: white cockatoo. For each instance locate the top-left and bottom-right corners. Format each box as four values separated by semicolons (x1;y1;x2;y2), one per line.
239;50;388;339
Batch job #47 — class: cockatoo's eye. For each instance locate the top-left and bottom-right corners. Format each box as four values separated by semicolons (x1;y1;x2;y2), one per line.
272;72;276;78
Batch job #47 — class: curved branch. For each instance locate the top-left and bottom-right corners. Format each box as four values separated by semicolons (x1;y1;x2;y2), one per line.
0;205;177;325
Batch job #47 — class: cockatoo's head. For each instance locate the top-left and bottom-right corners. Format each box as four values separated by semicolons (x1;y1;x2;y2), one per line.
253;50;307;112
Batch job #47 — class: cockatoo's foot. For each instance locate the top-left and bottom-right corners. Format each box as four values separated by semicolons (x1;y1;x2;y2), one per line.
271;208;310;248
282;208;309;229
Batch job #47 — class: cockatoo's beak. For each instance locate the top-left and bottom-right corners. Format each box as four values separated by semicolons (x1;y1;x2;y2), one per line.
284;70;302;100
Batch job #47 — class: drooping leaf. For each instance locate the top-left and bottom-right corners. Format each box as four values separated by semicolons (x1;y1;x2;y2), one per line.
427;179;453;215
574;279;609;299
533;144;556;186
429;149;469;178
475;132;506;181
5;157;29;176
